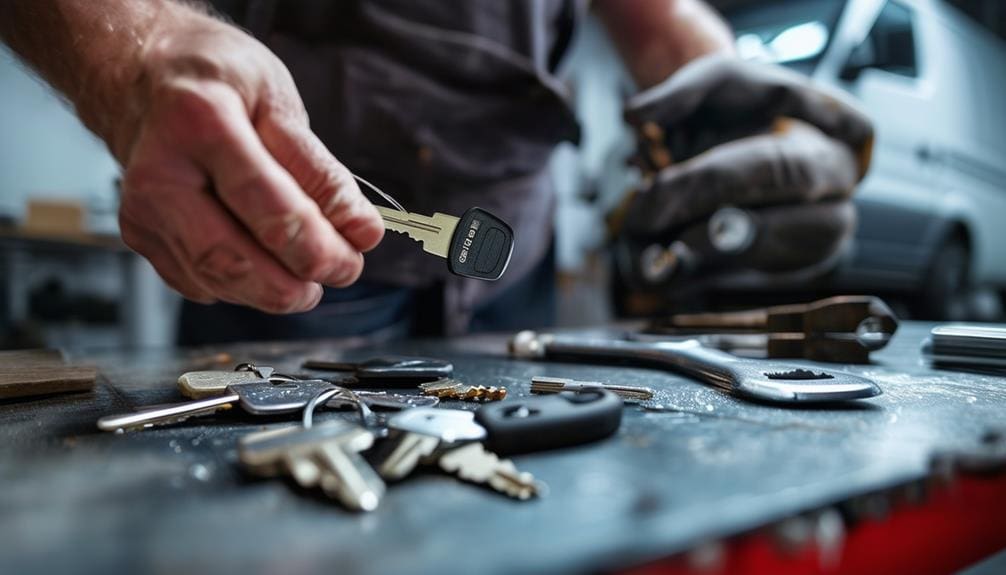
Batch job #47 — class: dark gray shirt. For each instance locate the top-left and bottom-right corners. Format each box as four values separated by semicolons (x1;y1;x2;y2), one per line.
233;0;583;332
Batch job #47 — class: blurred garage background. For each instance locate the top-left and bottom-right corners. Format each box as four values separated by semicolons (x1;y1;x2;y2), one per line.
2;0;1005;349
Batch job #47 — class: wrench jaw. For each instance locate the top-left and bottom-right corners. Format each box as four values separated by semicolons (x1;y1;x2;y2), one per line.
735;369;884;403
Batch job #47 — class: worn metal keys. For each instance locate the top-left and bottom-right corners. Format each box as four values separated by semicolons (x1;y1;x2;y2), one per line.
378;206;514;281
97;379;337;431
374;407;542;500
239;420;384;511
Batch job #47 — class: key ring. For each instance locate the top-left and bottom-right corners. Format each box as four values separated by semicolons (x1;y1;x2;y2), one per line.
302;385;378;430
234;362;299;383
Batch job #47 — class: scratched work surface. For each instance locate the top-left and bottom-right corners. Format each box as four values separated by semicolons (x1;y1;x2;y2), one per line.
2;322;1005;574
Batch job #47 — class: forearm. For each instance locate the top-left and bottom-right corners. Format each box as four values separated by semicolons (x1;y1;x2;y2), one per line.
0;1;205;161
596;0;735;89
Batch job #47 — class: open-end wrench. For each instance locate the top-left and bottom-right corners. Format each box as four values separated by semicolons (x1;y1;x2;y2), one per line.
509;331;881;404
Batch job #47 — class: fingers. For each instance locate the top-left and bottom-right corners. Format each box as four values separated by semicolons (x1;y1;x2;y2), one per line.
625;55;873;154
256;106;384;254
626;120;859;236
122;136;324;314
119;211;217;305
158;79;368;288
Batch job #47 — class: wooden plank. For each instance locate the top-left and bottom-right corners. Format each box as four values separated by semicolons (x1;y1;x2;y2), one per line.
0;349;96;399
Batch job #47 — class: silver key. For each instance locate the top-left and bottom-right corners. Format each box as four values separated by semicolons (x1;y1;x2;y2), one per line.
378;207;459;260
435;442;542;500
530;375;655;401
375;407;486;480
97;379;337;432
239;421;384;512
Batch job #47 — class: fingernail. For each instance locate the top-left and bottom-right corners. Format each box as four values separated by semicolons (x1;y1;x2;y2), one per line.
301;283;323;310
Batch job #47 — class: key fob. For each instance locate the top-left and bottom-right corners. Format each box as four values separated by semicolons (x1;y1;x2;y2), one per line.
354;357;454;386
448;207;514;281
231;380;334;414
475;389;623;456
303;356;454;387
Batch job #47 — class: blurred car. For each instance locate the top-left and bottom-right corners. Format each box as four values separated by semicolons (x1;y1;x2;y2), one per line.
722;0;1006;318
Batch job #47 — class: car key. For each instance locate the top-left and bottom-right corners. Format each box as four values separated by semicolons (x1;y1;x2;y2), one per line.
375;391;621;499
377;206;514;281
474;389;624;456
301;356;454;387
510;330;883;404
373;407;542;499
239;420;384;512
374;408;487;480
97;379;340;432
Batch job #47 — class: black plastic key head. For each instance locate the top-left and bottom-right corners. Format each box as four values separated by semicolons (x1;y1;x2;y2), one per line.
448;207;514;281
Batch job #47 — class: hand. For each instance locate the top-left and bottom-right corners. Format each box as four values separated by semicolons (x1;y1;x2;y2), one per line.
620;54;874;280
113;6;383;313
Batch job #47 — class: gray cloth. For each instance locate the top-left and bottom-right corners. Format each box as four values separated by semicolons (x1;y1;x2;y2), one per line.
239;0;582;333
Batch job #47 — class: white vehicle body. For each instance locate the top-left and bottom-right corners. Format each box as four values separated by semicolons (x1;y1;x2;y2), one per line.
727;0;1006;304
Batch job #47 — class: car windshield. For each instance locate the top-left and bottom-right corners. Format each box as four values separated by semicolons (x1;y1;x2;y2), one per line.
721;0;847;74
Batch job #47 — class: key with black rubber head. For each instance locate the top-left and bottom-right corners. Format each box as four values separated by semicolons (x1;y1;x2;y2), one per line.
377;206;514;281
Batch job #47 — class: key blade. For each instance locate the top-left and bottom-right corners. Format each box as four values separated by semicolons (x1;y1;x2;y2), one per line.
378;207;458;259
97;395;236;431
376;432;441;480
437;442;542;500
316;440;385;512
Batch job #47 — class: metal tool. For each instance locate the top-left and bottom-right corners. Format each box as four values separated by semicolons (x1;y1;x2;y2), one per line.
530;376;654;402
643;295;899;363
378;206;514;281
239;420;384;512
923;324;1006;370
510;331;882;404
98;379;349;432
301;356;454;387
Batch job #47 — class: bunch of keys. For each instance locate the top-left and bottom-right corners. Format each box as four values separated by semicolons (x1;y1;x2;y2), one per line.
98;364;409;432
372;389;624;501
418;379;507;401
98;378;350;432
177;364;439;411
239;420;385;512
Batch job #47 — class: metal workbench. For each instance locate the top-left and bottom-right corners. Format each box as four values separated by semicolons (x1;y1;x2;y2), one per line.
2;322;1005;574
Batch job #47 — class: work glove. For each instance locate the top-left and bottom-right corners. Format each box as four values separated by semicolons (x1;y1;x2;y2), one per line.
614;54;874;295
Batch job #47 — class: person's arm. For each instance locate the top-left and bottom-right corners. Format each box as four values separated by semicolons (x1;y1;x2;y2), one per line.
595;0;736;89
0;1;383;313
